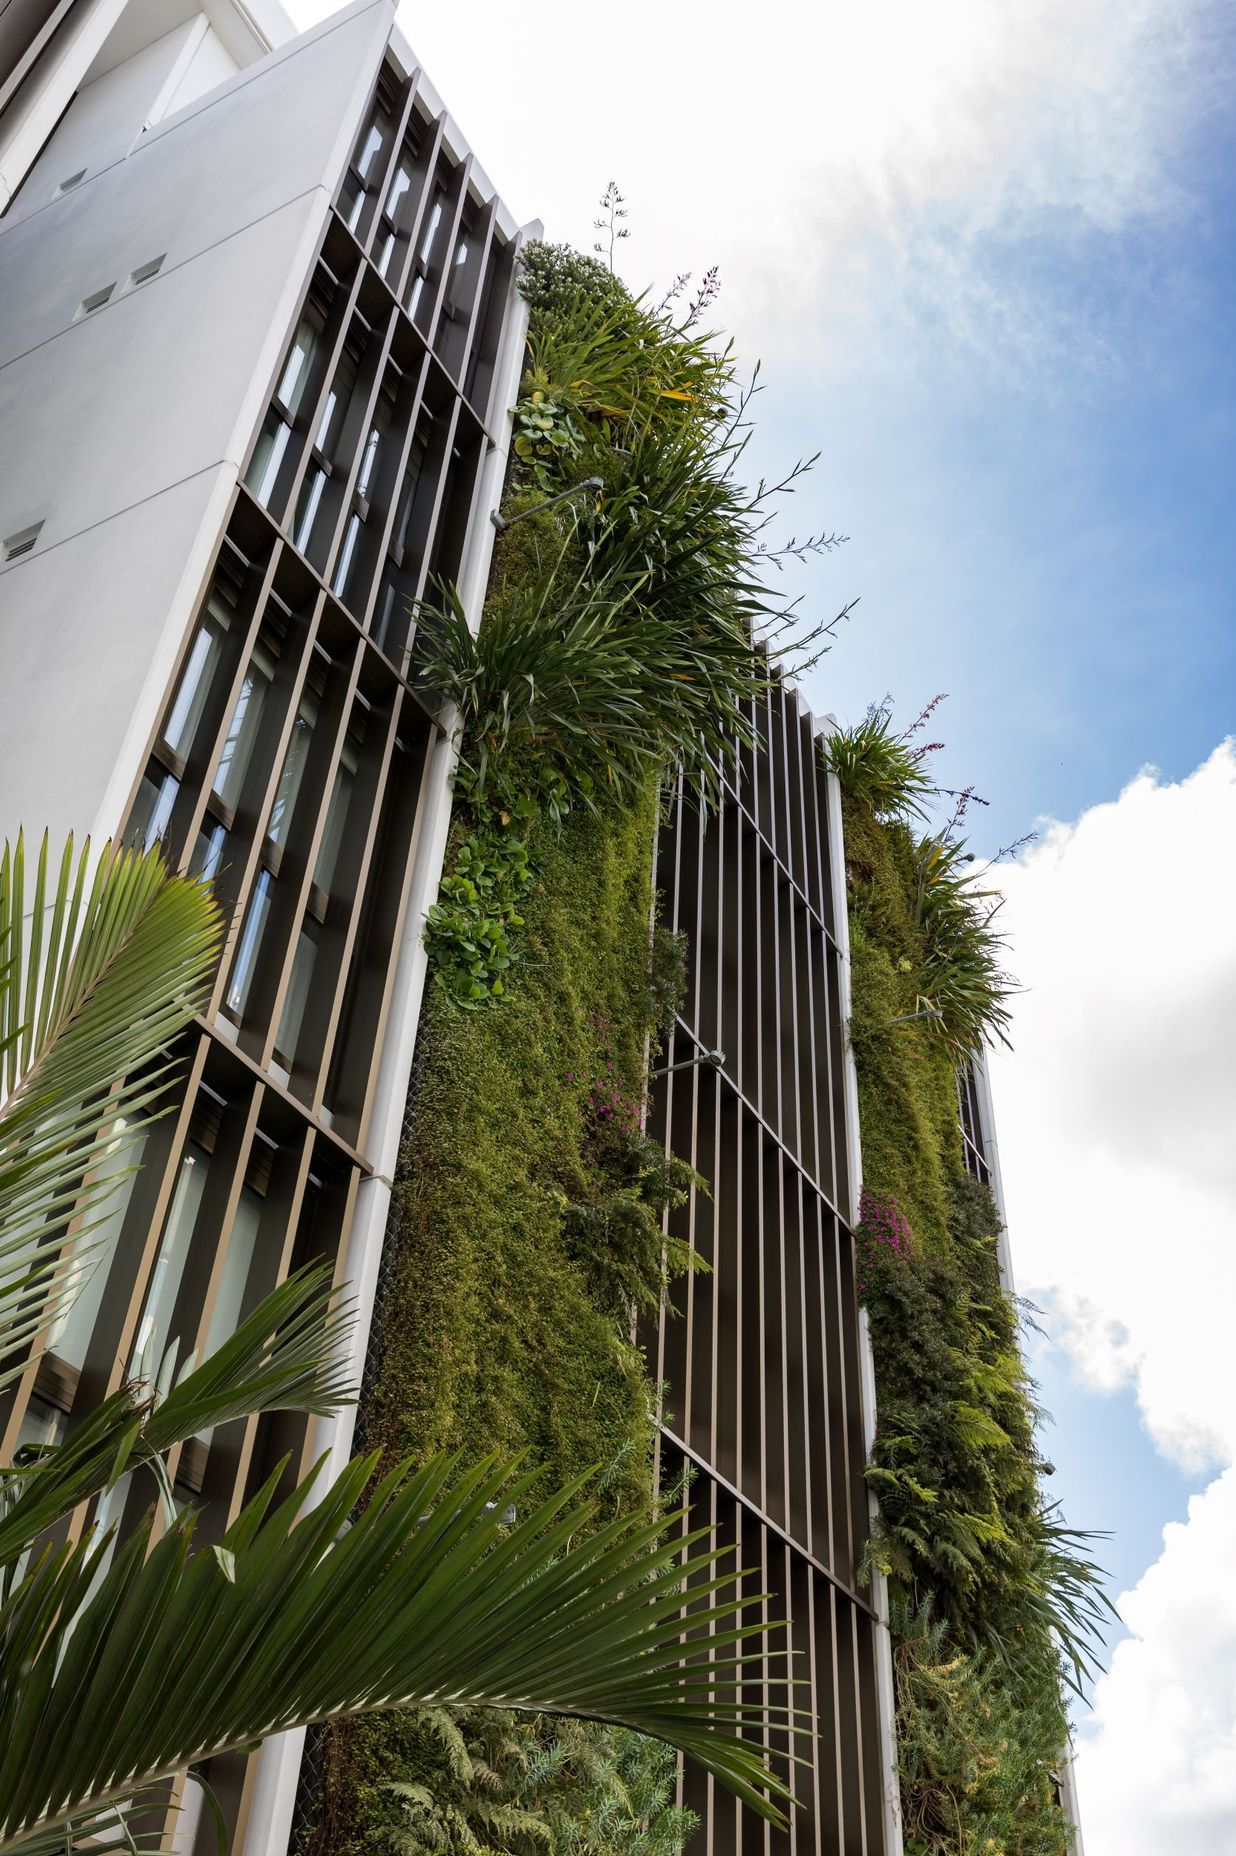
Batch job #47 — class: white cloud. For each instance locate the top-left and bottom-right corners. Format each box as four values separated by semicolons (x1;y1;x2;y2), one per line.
1076;1468;1236;1853
285;0;1225;377
988;741;1236;1853
990;741;1236;1469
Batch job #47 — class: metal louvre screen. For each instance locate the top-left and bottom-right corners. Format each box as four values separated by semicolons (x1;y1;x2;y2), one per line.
647;681;887;1856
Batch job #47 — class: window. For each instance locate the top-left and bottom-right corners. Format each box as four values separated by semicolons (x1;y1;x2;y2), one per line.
202;1185;263;1363
212;637;276;813
128;766;179;849
77;284;115;318
273;717;363;1067
274;916;320;1063
267;687;319;848
245;294;329;511
225;869;273;1019
313;727;361;897
292;333;363;565
331;378;394;605
406;191;445;322
127;255;164;287
47;1120;147;1372
125;578;239;867
188;817;228;881
164;587;235;763
130;1142;210;1384
375;155;414;281
373;420;430;657
14;1396;64;1454
338;92;392;234
2;522;43;563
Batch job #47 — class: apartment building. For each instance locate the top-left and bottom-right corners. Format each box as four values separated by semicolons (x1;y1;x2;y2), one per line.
0;0;534;1845
0;5;900;1854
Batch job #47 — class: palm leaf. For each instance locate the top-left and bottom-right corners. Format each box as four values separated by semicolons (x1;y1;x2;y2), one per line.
0;1267;351;1568
0;834;222;1388
0;1454;798;1852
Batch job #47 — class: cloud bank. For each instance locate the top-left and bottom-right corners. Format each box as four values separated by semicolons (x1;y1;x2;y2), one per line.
989;740;1236;1851
290;0;1223;375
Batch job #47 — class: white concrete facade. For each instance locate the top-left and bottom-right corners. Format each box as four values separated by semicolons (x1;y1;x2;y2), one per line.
0;0;398;847
0;9;535;1852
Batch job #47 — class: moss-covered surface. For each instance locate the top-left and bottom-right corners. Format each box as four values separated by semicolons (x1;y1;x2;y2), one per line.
310;787;666;1854
367;784;662;1497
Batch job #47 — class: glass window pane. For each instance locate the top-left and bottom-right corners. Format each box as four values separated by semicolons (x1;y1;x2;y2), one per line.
385;159;412;221
356;426;381;500
130;1144;209;1384
275;919;320;1063
164;596;231;759
293;467;327;555
275;306;325;419
213;641;275;812
48;1121;147;1371
418;198;443;265
202;1186;263;1363
313;744;359;896
245;411;290;508
314;343;361;458
393;428;428;554
128;768;179;850
189;819;228;881
340;170;364;230
357;108;388;180
15;1396;64;1456
268;691;318;847
373;566;411;661
226;871;273;1017
331;513;362;599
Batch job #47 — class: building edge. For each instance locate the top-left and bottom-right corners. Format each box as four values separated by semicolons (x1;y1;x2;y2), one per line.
819;713;905;1856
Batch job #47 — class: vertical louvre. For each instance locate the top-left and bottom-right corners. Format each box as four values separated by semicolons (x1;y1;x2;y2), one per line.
649;680;886;1855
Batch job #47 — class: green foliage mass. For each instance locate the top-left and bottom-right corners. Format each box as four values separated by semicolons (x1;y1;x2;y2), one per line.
357;1707;696;1856
842;787;1111;1851
370;783;665;1495
842;794;962;1250
891;1599;1072;1856
829;714;1015;1062
311;785;698;1852
319;242;838;1856
415;243;846;877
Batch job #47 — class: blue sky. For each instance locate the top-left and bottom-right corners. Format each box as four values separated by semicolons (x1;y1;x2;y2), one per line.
286;3;1236;1841
768;66;1236;853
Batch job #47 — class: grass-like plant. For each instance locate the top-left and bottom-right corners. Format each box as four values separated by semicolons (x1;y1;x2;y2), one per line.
914;835;1015;1056
822;710;937;822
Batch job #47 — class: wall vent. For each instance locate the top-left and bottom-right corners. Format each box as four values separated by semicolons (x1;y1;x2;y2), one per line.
128;255;165;287
2;522;43;563
56;169;87;195
77;284;115;318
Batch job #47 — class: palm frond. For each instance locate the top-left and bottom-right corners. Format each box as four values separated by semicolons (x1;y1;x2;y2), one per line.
0;1455;797;1852
0;1266;351;1569
0;834;221;1389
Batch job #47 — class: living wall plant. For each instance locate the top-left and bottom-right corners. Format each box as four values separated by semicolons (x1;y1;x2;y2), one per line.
313;239;862;1854
829;714;1113;1852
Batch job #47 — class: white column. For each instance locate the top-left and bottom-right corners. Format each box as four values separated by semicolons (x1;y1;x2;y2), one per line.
820;716;904;1856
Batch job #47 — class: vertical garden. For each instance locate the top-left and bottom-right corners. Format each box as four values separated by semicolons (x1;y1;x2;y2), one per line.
306;242;1109;1856
307;244;836;1855
826;711;1111;1854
